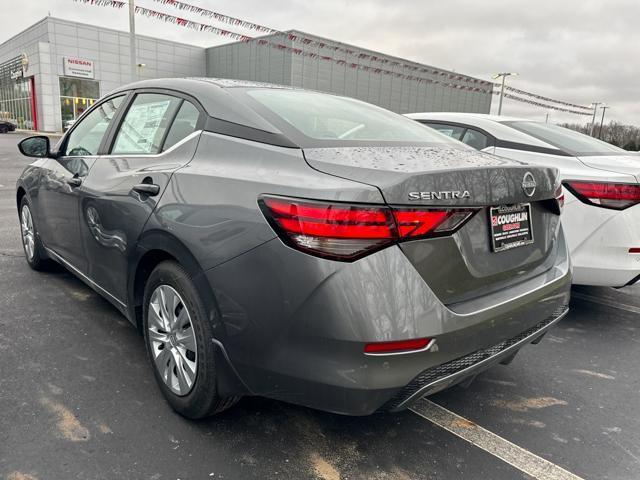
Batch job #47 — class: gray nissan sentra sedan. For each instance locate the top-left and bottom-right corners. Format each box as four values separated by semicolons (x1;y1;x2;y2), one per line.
15;78;571;418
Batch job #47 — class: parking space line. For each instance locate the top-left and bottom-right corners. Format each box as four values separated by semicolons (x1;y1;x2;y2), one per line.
410;399;584;480
572;292;640;315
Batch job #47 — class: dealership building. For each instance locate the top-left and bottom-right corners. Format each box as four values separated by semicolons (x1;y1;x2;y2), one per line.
0;16;492;133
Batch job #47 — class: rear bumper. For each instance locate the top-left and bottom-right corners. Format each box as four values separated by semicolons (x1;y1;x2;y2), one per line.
205;230;572;416
384;306;568;411
563;193;640;287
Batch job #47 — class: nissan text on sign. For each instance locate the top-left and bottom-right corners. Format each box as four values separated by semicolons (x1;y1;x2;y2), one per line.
63;57;94;79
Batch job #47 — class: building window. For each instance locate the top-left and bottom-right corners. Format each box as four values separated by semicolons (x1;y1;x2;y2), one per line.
0;55;35;130
59;77;100;131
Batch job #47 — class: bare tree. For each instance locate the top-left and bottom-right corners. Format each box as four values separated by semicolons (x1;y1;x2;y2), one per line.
559;121;640;151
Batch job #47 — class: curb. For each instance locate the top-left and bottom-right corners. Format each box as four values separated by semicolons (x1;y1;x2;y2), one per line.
15;129;63;137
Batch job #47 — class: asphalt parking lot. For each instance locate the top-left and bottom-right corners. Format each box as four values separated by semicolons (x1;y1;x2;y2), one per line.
0;132;638;480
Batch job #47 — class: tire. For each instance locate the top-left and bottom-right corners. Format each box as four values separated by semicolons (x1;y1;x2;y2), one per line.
0;126;7;134
19;197;51;270
142;260;240;419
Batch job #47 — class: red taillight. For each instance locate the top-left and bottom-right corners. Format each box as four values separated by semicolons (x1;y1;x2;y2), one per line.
364;337;433;355
630;248;640;254
564;181;640;210
260;196;476;261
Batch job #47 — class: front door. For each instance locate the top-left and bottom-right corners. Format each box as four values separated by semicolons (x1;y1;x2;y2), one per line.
37;94;126;271
77;92;202;303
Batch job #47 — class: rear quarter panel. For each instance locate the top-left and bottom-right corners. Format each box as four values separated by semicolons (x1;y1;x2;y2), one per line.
148;131;384;272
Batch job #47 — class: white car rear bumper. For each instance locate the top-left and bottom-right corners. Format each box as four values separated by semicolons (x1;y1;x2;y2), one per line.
562;190;640;286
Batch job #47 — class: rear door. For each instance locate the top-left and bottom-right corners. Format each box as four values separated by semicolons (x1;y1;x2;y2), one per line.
77;90;204;303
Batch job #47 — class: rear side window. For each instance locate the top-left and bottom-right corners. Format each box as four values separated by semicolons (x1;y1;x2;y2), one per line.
162;101;200;151
65;95;124;156
423;123;465;140
461;129;489;150
112;93;182;154
503;121;627;156
245;89;457;146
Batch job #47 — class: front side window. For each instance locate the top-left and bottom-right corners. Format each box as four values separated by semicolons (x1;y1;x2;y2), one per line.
244;89;458;146
112;94;183;155
65;95;124;156
503;121;627;156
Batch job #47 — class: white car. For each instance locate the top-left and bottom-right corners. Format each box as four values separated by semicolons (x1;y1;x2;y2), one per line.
406;112;640;287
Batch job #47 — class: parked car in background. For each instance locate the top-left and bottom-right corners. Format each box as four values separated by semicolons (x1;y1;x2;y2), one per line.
0;119;17;133
16;79;570;419
407;113;640;288
63;118;77;131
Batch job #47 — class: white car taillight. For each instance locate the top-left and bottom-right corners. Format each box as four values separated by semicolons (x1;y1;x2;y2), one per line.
563;181;640;210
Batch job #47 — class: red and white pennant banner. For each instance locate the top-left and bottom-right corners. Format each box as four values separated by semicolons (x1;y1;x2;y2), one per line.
74;0;591;115
135;5;252;41
155;0;594;112
76;0;125;8
501;93;592;115
74;0;493;94
152;0;493;87
503;86;592;111
153;0;278;34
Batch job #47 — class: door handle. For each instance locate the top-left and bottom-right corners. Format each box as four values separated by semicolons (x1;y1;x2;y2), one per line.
67;176;82;187
132;183;160;196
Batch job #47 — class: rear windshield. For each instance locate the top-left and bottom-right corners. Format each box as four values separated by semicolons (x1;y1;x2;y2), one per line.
503;121;628;156
244;88;460;147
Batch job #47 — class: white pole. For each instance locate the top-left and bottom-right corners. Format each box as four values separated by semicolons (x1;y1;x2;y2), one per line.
498;75;506;115
589;102;601;136
129;0;136;81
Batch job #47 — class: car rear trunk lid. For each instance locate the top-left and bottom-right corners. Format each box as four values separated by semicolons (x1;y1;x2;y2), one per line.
304;145;562;305
576;154;640;182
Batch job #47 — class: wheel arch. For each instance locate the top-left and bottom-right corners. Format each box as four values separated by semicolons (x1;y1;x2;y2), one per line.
128;229;215;332
129;228;250;398
16;185;27;210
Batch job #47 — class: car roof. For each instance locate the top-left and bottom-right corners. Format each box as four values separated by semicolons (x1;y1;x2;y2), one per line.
109;77;293;135
404;112;558;149
405;112;527;123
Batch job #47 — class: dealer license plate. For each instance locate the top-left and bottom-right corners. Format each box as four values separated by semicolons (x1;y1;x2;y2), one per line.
489;204;534;252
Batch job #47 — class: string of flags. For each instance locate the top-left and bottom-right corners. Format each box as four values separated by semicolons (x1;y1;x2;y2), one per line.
136;5;253;41
502;94;592;115
151;0;494;88
74;0;595;115
503;86;592;111
74;0;494;94
152;0;278;34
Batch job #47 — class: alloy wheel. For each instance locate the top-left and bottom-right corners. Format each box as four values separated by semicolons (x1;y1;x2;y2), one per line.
147;285;198;396
20;205;35;260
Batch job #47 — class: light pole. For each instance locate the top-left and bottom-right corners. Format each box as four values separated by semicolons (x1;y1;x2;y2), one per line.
598;105;609;139
129;0;136;81
589;102;601;136
492;72;517;115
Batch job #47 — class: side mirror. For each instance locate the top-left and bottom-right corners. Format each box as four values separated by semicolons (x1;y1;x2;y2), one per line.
18;136;51;158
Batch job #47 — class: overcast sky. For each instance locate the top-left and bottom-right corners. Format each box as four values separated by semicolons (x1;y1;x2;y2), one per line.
3;0;638;125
